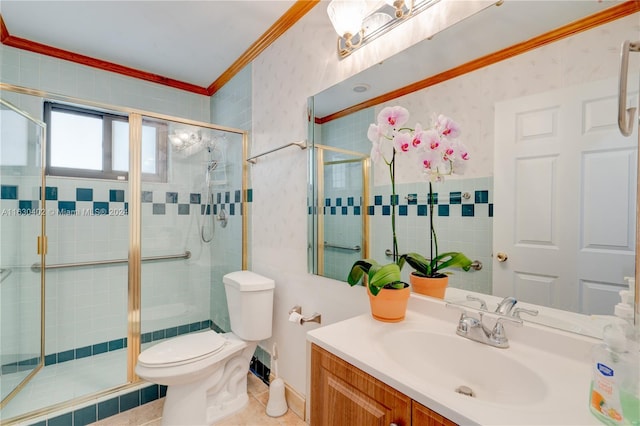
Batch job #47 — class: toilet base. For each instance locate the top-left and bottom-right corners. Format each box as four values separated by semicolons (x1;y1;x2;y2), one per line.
152;336;257;426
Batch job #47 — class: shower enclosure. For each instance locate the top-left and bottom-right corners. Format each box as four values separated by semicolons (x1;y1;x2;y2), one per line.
308;105;371;282
313;145;369;281
0;85;248;424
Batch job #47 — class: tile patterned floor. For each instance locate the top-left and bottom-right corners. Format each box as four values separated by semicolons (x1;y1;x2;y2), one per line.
90;373;307;425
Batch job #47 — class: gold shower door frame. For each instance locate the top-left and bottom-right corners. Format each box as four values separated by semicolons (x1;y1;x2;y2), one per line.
313;143;370;277
0;97;47;411
0;83;249;424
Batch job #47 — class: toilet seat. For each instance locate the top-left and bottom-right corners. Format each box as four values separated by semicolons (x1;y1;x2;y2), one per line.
138;331;226;367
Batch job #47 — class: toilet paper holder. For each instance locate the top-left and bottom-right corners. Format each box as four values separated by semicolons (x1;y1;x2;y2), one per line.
289;305;321;325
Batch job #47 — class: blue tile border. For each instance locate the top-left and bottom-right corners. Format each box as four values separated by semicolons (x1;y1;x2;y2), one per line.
1;187;253;217
58;201;76;214
1;185;18;199
26;368;266;425
249;357;271;386
165;192;178;203
27;384;167;426
43;186;58;201
367;188;491;218
22;319;268;426
317;188;491;218
76;188;93;201
3;319;212;374
109;189;124;202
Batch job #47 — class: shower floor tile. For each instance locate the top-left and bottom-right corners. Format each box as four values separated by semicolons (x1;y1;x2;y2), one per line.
1;350;127;421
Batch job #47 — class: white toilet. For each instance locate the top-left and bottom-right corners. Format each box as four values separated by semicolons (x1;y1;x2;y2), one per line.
135;271;275;426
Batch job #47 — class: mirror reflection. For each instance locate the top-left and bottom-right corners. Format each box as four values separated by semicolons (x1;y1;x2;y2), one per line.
309;6;639;337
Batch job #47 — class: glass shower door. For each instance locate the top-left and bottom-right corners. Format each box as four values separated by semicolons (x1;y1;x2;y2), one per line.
316;146;369;281
0;98;45;409
139;117;246;352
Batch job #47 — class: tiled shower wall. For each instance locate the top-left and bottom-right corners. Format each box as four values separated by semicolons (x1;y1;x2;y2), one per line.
0;43;246;371
0;170;243;360
369;178;493;293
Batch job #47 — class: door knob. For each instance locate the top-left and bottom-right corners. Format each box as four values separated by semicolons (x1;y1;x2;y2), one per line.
496;252;508;262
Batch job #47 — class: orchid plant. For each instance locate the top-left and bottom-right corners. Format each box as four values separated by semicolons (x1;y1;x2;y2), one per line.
347;106;409;294
371;106;472;278
348;105;474;293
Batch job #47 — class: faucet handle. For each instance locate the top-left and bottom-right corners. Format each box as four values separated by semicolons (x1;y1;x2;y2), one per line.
465;295;488;311
495;314;523;327
492;314;523;335
512;307;539;319
456;310;481;335
490;315;523;347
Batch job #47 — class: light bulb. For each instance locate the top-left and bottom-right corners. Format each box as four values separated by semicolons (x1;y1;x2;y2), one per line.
327;0;366;38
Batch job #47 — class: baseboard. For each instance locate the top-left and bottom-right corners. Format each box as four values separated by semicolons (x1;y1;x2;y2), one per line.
284;381;306;421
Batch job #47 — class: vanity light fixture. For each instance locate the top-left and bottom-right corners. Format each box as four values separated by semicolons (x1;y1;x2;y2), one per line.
326;0;367;56
385;0;412;18
327;0;440;58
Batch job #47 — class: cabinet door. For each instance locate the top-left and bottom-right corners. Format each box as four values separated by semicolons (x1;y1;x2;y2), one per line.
311;344;411;426
412;401;457;426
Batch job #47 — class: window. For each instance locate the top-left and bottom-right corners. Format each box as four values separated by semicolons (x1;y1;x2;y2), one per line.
44;102;167;181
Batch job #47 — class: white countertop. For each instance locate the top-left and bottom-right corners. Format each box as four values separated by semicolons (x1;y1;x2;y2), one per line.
307;294;602;425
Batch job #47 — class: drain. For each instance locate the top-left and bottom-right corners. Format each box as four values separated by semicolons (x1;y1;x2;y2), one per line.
455;385;475;397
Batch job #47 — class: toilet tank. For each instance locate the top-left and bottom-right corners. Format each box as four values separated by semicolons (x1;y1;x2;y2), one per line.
223;271;275;341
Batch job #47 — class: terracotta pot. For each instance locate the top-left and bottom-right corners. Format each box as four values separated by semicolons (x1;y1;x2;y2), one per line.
367;283;410;323
410;273;448;299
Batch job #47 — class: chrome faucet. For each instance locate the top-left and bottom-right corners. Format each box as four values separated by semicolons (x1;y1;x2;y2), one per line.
455;310;522;348
494;296;540;319
495;296;518;315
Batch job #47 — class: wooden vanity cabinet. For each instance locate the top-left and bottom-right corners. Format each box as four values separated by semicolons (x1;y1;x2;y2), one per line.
412;401;458;426
310;343;457;426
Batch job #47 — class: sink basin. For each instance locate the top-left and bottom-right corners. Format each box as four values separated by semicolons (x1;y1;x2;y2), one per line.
379;329;548;405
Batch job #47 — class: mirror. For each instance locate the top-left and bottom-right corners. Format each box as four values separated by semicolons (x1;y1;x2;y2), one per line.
308;1;639;337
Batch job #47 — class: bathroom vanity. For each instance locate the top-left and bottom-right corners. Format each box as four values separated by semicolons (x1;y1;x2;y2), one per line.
311;343;455;425
307;294;603;425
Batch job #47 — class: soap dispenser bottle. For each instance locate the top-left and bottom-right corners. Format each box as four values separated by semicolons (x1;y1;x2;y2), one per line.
615;277;636;327
589;323;640;425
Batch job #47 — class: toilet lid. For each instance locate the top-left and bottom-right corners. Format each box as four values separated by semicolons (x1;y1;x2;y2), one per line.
138;331;226;366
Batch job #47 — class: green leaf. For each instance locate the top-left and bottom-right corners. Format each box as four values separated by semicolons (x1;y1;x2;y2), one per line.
368;263;401;295
388;281;407;290
347;259;377;286
400;252;433;276
434;252;473;272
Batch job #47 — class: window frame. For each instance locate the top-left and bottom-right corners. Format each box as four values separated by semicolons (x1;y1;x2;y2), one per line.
44;102;167;182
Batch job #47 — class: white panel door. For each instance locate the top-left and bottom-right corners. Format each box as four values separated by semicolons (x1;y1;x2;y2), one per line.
494;77;637;314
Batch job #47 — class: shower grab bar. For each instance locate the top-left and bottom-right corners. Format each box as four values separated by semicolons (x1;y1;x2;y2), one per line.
384;249;483;271
246;140;307;164
30;251;191;272
324;242;361;252
405;193;472;202
618;40;640;137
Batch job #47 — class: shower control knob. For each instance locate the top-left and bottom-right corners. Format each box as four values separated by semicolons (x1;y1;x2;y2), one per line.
496;252;508;262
